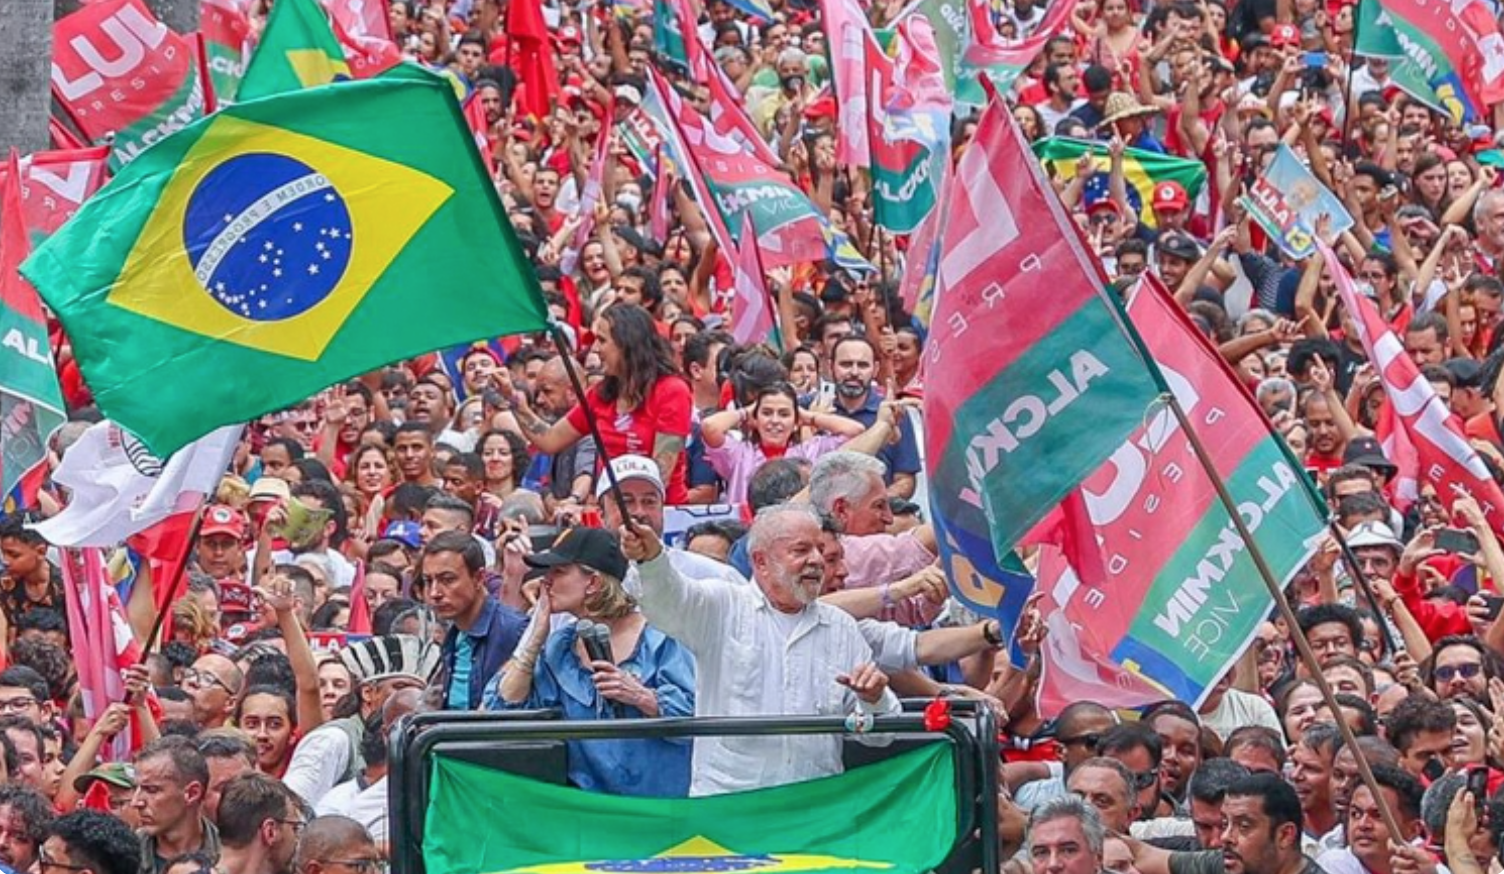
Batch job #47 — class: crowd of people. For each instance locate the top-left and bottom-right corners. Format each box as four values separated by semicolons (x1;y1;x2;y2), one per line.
12;0;1504;871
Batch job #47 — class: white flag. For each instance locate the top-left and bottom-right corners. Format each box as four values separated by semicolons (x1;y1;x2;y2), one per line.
31;422;242;547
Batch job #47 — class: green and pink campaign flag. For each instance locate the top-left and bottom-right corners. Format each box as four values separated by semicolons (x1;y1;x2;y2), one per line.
825;0;948;233
0;153;66;510
658;0;783;169
1356;0;1504;122
52;0;208;169
889;0;1073;107
1032;274;1327;711
1324;240;1504;534
923;92;1157;632
643;69;871;273
201;0;250;104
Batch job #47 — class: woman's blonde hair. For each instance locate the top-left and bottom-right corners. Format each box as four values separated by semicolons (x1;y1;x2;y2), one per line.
581;571;637;621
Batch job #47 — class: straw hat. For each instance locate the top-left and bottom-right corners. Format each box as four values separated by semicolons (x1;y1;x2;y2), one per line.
1097;92;1160;129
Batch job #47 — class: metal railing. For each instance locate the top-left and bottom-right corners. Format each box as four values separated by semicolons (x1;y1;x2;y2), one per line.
389;701;999;874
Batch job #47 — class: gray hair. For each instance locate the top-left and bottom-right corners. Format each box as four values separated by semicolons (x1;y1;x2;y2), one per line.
1255;376;1297;401
776;46;807;68
746;503;821;556
1070;757;1136;805
809;451;887;515
1475;187;1504;227
1420;771;1465;838
1027;794;1105;856
1237;308;1277;332
499;490;546;525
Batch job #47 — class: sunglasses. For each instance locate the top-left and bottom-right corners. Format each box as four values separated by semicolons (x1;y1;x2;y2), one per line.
1057;732;1103;750
1435;663;1483;682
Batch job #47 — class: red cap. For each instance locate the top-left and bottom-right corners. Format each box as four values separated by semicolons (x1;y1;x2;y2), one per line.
199;504;247;540
219;581;254;614
803;94;837;119
1270;23;1301;47
1085;197;1120;215
1152;181;1189;212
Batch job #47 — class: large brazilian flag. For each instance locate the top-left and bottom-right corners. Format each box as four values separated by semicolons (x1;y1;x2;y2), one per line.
424;745;960;874
23;76;549;457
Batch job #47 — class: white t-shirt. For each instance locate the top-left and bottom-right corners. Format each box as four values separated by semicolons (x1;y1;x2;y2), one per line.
1200;688;1285;743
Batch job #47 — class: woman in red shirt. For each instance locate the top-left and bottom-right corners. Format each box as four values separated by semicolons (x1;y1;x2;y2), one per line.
504;304;694;503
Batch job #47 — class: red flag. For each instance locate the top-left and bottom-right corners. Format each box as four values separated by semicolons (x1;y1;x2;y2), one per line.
1324;239;1504;532
504;0;559;121
649;145;672;241
462;92;496;176
347;560;372;635
51;0;205;165
62;548;144;761
965;0;1074;67
660;0;779;168
48;118;87;151
324;0;402;78
125;510;197;647
0;147;111;245
823;0;873;166
730;212;775;344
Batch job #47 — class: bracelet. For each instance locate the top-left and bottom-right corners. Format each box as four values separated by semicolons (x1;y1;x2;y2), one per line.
880;583;895;609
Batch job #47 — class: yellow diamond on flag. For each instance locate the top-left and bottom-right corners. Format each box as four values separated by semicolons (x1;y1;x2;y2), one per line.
285;48;351;87
496;837;896;874
106;113;452;361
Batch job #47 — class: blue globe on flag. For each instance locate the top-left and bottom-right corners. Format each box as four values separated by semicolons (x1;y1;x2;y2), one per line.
182;154;354;322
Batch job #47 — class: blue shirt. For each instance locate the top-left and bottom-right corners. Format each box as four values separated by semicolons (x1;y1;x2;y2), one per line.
447;634;474;710
832;389;921;481
485;623;695;797
439;596;527;710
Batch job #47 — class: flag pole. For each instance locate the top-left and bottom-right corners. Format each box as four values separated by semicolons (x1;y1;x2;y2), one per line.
548;322;636;531
136;507;206;661
1166;393;1404;838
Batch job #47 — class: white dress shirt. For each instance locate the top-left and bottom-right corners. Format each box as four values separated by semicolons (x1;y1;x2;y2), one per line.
637;553;900;796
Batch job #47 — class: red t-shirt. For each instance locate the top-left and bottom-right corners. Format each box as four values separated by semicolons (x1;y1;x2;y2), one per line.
566;375;693;502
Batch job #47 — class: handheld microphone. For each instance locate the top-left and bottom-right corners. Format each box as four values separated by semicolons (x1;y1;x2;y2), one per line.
577;621;622;718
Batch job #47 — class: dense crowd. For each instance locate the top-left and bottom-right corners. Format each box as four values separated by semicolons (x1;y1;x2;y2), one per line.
13;0;1504;871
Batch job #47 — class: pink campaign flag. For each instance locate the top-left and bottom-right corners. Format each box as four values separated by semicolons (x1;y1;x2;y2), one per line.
730;212;775;345
62;548;144;761
1031;274;1324;712
1323;239;1504;533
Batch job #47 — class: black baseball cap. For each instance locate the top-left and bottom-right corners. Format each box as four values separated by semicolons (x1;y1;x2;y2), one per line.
524;527;630;580
1343;435;1398;478
1446;358;1484;390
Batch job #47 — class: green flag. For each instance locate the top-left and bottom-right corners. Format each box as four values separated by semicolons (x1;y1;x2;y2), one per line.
238;0;352;102
424;745;960;874
22;77;550;457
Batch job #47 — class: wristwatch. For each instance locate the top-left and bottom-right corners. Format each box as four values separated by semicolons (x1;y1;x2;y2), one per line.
982;620;1004;648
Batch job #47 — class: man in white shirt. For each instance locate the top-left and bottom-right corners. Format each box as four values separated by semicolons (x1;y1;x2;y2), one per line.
283;636;436;807
601;455;748;594
316;688;423;844
623;504;899;796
